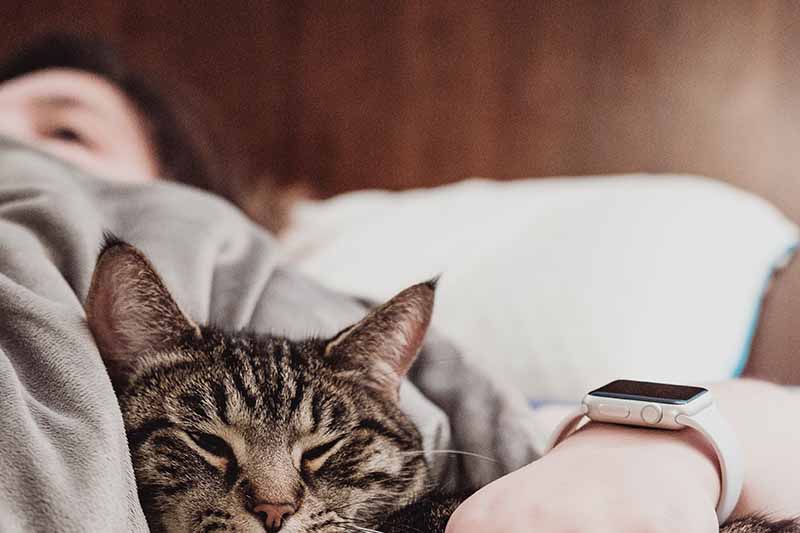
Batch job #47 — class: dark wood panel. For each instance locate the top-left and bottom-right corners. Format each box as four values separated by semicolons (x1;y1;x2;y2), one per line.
2;1;800;222
0;1;121;45
290;1;800;223
1;1;799;380
116;2;296;178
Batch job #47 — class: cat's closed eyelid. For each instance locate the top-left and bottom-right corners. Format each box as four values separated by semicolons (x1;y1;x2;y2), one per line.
304;436;344;461
186;431;233;458
180;430;239;474
297;435;347;473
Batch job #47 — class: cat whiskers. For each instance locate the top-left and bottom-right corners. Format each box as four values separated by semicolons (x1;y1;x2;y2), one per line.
319;499;415;533
336;517;417;533
324;494;399;516
338;519;424;533
398;449;498;463
307;511;388;533
342;526;386;533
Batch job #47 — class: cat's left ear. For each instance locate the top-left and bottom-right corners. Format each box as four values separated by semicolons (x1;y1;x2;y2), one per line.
324;280;436;399
85;237;201;391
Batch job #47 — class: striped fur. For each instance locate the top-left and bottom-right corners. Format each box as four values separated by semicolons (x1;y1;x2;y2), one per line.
121;330;430;532
86;241;434;532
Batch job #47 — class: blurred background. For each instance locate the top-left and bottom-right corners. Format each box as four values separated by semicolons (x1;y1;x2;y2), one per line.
2;1;800;382
3;1;800;221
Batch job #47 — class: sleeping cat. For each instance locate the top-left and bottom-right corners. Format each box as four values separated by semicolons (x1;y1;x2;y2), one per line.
85;239;799;533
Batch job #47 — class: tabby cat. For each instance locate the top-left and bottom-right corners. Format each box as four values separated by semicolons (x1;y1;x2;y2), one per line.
85;240;799;533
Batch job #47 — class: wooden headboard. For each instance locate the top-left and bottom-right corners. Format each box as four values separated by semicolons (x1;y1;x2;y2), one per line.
2;2;799;381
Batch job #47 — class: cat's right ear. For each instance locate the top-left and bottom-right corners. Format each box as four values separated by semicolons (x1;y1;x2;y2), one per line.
323;280;436;400
85;237;201;390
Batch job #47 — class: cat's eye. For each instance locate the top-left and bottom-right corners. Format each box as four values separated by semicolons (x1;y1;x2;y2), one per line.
187;431;233;458
301;436;345;469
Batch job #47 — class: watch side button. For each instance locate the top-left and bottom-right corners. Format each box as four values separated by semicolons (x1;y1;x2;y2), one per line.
641;404;663;424
597;403;631;418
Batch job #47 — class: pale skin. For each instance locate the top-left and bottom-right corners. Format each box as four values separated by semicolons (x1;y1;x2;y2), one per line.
0;68;158;182
1;69;798;531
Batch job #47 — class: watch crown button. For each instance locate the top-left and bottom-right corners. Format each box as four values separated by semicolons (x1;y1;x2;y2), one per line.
641;404;663;424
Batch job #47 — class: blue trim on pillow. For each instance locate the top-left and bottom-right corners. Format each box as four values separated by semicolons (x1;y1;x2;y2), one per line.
732;242;799;377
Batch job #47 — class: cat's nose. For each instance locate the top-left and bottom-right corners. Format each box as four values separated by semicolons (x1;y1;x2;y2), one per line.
252;502;296;530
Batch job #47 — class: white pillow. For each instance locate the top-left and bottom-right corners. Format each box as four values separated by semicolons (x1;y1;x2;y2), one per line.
279;176;799;400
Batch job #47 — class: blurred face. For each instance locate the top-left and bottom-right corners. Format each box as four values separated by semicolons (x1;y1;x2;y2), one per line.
0;68;158;182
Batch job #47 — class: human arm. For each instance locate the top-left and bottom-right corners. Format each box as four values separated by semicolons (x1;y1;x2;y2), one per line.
446;379;800;532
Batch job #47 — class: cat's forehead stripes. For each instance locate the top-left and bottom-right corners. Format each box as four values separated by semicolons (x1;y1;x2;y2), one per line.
212;381;230;425
175;390;216;423
125;332;349;429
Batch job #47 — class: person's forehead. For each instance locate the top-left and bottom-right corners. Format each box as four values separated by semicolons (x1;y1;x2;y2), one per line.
0;67;138;121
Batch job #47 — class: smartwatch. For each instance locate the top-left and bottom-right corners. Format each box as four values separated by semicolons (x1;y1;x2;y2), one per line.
546;379;743;524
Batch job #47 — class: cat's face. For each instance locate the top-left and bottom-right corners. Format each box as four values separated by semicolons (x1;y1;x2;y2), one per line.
85;239;435;532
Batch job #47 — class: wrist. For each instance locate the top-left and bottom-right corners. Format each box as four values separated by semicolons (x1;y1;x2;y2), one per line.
552;421;721;508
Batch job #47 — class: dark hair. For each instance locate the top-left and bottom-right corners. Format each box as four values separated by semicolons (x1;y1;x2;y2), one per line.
0;33;295;232
0;33;240;197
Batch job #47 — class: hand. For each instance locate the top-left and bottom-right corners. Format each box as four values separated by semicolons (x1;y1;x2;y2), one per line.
446;422;721;533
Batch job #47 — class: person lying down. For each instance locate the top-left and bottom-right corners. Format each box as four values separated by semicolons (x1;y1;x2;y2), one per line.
0;34;799;533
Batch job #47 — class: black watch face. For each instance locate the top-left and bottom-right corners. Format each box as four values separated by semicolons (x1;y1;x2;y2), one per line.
589;379;708;405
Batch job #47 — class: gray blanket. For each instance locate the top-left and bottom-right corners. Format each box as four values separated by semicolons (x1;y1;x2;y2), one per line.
0;138;542;532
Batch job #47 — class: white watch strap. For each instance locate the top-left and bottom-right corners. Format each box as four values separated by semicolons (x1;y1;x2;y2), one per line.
676;403;744;524
544;404;588;453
